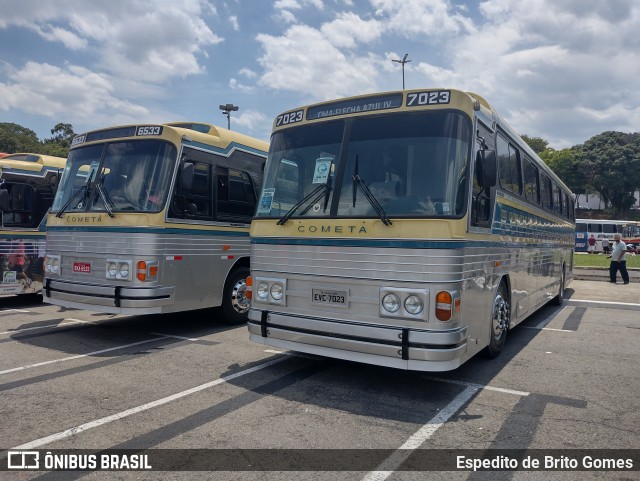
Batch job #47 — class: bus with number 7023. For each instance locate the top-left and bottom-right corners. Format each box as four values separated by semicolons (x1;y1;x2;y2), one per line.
43;122;267;323
247;88;575;371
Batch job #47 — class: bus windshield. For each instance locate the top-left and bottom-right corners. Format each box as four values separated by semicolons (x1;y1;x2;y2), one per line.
256;111;471;220
52;140;177;214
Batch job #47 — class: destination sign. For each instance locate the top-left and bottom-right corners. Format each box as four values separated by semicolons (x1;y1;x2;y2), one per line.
306;93;403;120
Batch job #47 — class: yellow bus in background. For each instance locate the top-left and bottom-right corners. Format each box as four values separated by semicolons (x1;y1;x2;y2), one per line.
248;88;575;371
43;122;267;322
1;153;66;295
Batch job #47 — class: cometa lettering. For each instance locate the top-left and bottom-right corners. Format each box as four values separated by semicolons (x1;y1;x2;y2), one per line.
297;225;367;234
65;215;104;223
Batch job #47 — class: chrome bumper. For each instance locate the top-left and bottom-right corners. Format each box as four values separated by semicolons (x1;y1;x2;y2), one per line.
248;309;468;371
43;278;174;314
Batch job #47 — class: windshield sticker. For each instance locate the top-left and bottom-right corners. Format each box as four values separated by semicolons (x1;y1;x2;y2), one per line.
312;158;333;184
258;188;275;214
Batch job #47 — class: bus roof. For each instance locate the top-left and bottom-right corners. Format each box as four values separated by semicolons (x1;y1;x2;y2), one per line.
0;152;67;175
70;122;268;157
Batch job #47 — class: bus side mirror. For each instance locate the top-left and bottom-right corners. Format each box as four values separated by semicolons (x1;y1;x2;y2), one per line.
181;163;194;191
0;188;8;211
476;149;497;188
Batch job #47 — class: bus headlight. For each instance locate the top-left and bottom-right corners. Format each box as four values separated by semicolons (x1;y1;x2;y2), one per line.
44;255;61;275
107;262;118;278
253;277;286;305
270;283;283;301
257;282;269;300
106;259;132;281
382;293;401;313
380;287;429;321
404;295;424;315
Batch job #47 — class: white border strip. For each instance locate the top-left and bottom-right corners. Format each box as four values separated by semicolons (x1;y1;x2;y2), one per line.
10;356;287;450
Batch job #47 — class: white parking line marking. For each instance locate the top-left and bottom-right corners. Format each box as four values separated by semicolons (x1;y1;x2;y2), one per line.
521;326;575;333
2;308;30;313
0;337;170;376
361;386;478;481
422;376;530;397
0;319;92;336
149;332;199;341
10;356;288;450
567;299;640;309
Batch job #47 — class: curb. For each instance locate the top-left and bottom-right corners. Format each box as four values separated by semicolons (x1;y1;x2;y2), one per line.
573;267;639;283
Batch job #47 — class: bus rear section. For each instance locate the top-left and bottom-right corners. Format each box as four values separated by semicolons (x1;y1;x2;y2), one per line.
43;122;267;320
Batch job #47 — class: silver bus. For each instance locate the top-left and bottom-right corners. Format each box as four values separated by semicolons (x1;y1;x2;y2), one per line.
248;89;575;370
43;122;267;322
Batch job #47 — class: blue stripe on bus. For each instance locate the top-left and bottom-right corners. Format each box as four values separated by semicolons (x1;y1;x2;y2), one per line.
251;237;570;249
46;226;249;237
181;139;267;158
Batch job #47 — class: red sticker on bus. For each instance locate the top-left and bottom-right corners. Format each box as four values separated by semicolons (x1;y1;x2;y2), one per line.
73;262;91;273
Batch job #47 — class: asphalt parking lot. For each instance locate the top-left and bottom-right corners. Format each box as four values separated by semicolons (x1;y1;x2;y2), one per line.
0;279;639;480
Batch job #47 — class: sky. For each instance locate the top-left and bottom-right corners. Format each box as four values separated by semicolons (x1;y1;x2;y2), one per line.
1;0;639;149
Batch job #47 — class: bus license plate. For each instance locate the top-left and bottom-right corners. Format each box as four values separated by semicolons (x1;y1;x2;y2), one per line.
312;288;348;307
73;262;91;273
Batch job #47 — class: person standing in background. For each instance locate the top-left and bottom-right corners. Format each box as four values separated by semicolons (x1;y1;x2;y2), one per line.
609;233;629;284
587;234;596;254
601;237;610;255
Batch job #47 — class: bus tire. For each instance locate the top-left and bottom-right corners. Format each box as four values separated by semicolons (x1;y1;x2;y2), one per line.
552;264;565;306
485;281;509;359
222;266;251;324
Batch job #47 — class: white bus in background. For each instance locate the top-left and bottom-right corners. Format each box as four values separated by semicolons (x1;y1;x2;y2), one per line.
574;219;629;253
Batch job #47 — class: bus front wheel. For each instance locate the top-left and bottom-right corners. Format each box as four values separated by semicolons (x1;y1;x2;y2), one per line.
222;266;251;324
485;282;509;359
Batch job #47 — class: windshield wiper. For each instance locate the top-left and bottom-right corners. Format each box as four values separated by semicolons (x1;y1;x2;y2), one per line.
93;178;115;218
277;183;329;225
55;183;89;218
352;154;392;226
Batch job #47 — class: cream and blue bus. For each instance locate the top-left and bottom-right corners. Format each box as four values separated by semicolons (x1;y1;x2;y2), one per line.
43;123;267;322
248;88;575;371
1;153;66;295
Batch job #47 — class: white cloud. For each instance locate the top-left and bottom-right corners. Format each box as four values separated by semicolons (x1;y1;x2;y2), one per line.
0;0;222;82
233;110;269;131
229;15;239;31
257;25;380;100
320;12;383;49
229;78;255;93
0;62;150;125
239;68;257;79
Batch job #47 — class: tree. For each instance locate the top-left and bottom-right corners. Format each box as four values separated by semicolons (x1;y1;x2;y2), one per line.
576;131;640;217
43;123;75;157
0;122;41;153
521;135;549;154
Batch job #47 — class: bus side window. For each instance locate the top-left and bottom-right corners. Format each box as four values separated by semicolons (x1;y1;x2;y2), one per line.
170;160;212;219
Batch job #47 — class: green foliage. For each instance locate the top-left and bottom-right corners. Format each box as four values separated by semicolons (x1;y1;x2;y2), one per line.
0;121;74;157
521;134;548;154
574;253;640;269
0;123;41;153
576;131;640;218
540;147;588;194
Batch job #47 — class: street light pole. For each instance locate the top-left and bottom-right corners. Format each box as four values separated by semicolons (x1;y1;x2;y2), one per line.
219;103;239;130
392;53;411;90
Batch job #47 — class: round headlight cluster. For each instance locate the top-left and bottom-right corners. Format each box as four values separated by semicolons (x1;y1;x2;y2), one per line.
44;256;60;274
106;260;132;280
254;279;286;304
